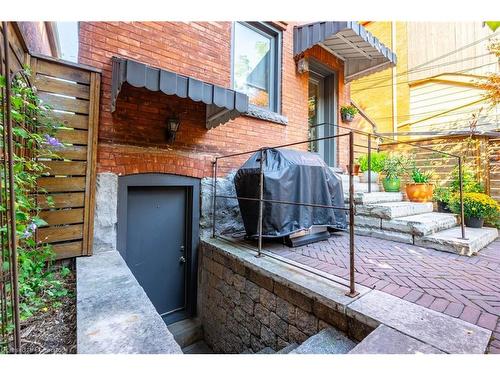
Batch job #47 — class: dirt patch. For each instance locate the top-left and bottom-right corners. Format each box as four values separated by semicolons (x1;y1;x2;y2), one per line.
19;261;76;354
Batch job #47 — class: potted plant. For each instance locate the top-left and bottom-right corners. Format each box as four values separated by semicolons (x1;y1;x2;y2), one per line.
405;167;434;202
433;186;452;213
345;163;360;175
358;152;387;183
449;192;500;228
340;105;359;123
381;153;409;192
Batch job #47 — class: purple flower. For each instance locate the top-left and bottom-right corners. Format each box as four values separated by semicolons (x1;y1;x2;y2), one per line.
28;223;37;232
21;229;31;239
44;134;63;148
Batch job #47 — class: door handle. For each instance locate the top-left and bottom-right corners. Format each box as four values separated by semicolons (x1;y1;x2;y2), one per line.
179;256;186;264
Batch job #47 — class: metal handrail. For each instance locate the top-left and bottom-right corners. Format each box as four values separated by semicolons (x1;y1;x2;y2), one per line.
212;131;359;297
310;122;467;240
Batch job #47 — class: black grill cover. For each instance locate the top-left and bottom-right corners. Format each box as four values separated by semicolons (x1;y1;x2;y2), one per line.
234;148;346;238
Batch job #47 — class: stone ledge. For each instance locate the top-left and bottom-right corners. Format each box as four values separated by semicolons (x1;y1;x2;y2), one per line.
244;104;288;125
349;325;444;354
346;289;491;354
76;250;182;354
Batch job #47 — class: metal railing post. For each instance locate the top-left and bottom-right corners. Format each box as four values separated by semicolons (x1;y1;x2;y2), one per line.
367;133;372;193
212;160;218;238
257;148;265;257
347;131;358;297
458;156;467;240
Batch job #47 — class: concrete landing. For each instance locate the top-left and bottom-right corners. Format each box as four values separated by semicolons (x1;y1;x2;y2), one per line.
415;226;499;256
290;328;356;354
183;340;214;354
356;201;434;219
168;318;203;349
76;249;182;354
349;325;444;354
277;343;299;354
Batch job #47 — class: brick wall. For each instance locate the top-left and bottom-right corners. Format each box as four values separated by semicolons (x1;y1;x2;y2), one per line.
78;22;357;178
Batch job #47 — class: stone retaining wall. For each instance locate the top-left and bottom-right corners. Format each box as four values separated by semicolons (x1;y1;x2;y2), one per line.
198;240;369;353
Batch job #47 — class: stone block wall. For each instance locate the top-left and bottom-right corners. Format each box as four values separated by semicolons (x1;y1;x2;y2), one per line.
199;241;367;353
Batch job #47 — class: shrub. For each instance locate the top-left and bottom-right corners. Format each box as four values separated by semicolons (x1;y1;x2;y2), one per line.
358;152;387;173
450;166;484;193
449;192;500;219
381;153;410;179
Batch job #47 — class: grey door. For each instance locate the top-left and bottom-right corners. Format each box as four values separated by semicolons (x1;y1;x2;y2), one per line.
126;186;187;323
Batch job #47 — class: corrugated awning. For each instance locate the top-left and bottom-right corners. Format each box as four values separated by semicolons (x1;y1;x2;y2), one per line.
294;22;397;82
111;57;249;129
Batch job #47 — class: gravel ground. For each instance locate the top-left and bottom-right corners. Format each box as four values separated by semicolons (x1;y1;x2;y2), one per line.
19;261;76;354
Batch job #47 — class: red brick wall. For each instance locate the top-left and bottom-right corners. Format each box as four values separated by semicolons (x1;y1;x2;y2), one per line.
78;22;356;178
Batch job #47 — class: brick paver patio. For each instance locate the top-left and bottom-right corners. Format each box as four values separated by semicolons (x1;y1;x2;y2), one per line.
264;233;500;353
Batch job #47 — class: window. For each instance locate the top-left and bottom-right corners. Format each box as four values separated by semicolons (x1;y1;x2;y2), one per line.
232;22;281;112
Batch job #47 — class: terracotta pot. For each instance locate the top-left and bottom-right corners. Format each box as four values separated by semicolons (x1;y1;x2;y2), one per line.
346;164;361;175
465;216;484;228
405;183;434;202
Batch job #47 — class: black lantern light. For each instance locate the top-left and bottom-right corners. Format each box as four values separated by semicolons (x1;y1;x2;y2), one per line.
166;116;180;143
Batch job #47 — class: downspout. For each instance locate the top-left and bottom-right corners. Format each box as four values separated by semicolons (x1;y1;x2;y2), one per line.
391;21;398;140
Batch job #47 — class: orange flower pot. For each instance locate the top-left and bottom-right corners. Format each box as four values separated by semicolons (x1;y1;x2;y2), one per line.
405;183;434;202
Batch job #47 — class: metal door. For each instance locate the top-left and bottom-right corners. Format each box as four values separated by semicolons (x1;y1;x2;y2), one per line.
125;186;187;323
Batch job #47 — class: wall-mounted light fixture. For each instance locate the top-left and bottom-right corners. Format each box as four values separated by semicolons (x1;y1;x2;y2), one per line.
166;116;180;144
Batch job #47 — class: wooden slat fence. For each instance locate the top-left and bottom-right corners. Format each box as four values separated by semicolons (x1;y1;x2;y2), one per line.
380;134;498;202
30;55;100;258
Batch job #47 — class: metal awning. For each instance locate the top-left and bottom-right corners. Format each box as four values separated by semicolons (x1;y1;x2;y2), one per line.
111;57;249;129
294;22;397;82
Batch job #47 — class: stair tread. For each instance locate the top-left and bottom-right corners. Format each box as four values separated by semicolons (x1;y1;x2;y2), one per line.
277;343;299;354
257;347;276;354
353;192;403;204
382;212;458;236
356;201;434;219
290;328;356;354
416;226;498;256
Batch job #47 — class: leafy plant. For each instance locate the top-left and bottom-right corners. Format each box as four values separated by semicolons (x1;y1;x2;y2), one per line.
433;186;452;204
357;152;387;173
340;105;359;117
449;166;484;193
410;167;433;183
449;192;500;219
381;153;410;180
0;68;71;332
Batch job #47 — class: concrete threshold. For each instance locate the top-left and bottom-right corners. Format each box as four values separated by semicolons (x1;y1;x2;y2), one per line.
206;236;492;354
76;249;183;354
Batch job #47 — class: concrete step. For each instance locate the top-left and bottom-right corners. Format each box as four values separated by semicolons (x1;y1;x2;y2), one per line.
349;325;444;354
277;343;299;354
353;192;403;205
182;340;214;354
290;328;356;354
382;212;458;236
167;318;203;349
415;226;499;256
343;182;380;195
257;347;276;354
339;174;360;184
356;201;434;219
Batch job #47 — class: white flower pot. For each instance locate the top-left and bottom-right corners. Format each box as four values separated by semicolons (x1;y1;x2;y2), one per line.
360;171;379;183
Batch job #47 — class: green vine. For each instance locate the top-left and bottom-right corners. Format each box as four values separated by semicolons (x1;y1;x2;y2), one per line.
1;68;71;337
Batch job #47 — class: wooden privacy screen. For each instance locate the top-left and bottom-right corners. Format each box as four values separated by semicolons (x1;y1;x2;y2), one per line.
31;55;100;259
489;139;500;202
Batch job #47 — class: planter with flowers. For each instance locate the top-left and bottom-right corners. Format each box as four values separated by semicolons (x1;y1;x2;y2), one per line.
449;192;500;228
340;105;358;123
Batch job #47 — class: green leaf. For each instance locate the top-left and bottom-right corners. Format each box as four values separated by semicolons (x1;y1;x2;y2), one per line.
32;217;48;227
485;21;500;32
